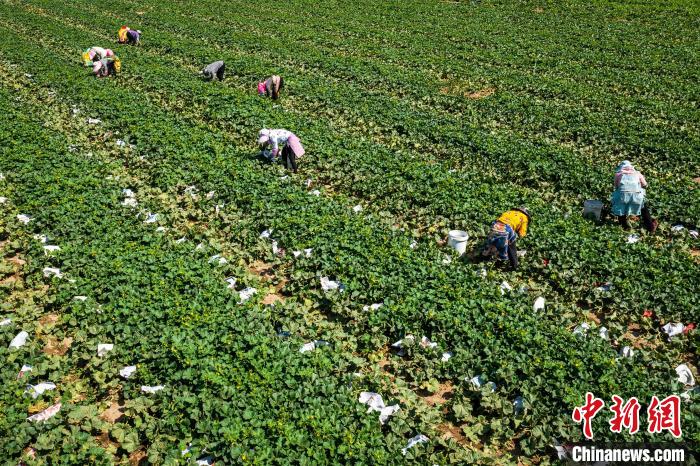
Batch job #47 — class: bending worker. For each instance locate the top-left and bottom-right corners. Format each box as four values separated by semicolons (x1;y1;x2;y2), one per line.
202;61;226;81
258;128;305;173
478;207;530;269
258;75;284;99
611;160;657;232
82;47;114;67
118;26;142;45
93;56;120;78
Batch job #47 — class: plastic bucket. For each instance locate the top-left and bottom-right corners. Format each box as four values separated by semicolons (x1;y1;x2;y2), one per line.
447;230;469;256
583;200;604;221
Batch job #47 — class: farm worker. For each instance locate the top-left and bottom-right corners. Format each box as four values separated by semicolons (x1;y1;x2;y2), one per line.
257;75;284;99
611;161;657;232
117;26;129;43
257;128;305;173
202;61;226;81
93;56;120;78
118;26;141;45
82;47;114;66
479;207;530;269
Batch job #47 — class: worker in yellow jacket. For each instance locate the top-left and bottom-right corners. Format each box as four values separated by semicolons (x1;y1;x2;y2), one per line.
479;207;530;269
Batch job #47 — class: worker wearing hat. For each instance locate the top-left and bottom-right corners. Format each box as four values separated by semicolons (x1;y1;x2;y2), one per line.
257;128;305;173
479;207;530;269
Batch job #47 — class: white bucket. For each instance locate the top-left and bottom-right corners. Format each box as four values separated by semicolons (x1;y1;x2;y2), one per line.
583;200;603;221
447;230;469;256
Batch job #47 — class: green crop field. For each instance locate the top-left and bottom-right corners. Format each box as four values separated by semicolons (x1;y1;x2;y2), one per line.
0;0;698;463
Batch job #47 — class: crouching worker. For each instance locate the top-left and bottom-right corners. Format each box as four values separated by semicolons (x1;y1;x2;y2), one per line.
202;61;226;81
478;207;530;269
82;47;114;67
118;26;142;45
93;56;120;78
257;75;284;99
611;160;657;232
258;128;305;173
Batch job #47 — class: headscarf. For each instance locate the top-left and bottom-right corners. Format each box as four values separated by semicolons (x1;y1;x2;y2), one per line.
616;160;633;172
257;129;271;146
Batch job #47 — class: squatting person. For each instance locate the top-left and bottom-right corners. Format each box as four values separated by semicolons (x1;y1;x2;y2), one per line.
258;75;284;99
478;207;530;269
202;61;226;81
257;128;305;173
611;160;657;232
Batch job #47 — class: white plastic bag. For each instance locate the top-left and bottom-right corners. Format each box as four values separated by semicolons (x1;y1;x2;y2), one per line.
260;229;273;239
500;281;512;294
533;297;545;311
17;214;32;224
18;364;32;378
352;205;363;213
627;234;640;244
573;323;590;338
620;346;634;358
26;382;56;399
27;403;61;422
34;234;47;243
87;118;102;124
9;331;29;349
97;343;114;357
676;364;695;386
599;326;609;340
208;254;227;265
0;318;11;326
293;248;313;258
441;352;453;362
239;287;257;303
74;296;88;301
299;340;329;353
320;277;345;292
362;303;383;312
141;385;164;393
391;335;415;349
358;392;400;425
43;267;63;278
225;277;237;289
43;245;60;254
662;323;684;339
144;213;159;224
310;190;321;196
401;434;428;455
420;336;437;349
120;366;137;379
671;225;685;233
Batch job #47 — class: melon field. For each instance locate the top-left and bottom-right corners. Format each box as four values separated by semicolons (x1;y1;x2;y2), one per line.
0;0;698;463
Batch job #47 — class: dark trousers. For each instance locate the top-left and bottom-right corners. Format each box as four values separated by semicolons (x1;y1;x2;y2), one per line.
507;242;518;269
618;206;654;231
282;145;297;172
216;63;226;81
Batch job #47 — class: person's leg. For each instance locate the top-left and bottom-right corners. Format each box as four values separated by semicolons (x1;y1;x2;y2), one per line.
641;206;656;232
288;150;298;172
217;63;226;81
618;215;630;230
507;241;519;269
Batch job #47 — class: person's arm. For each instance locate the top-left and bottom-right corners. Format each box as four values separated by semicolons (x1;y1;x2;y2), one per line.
614;172;622;189
271;137;279;158
519;217;528;238
638;172;648;188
